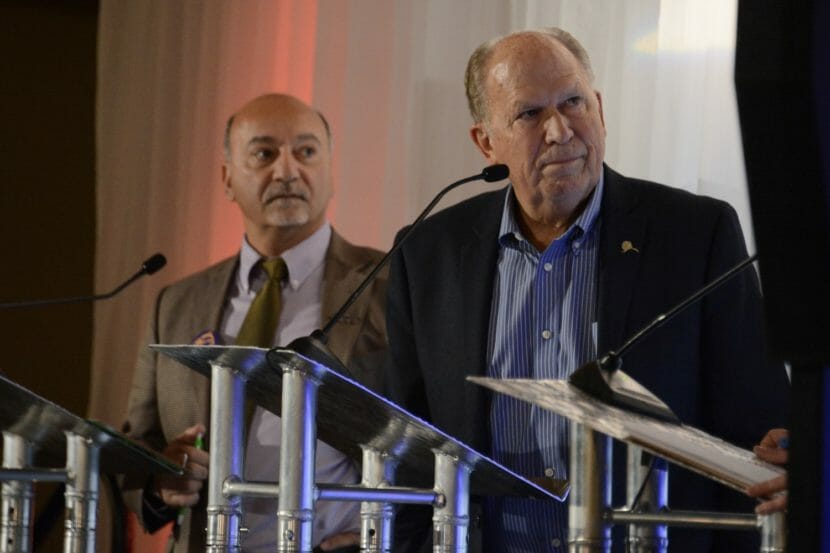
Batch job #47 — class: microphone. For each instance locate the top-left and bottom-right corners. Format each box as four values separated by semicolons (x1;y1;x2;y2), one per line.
0;253;167;309
268;164;510;376
568;253;759;423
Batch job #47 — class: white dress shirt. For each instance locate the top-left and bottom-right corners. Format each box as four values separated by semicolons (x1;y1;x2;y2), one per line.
219;222;360;551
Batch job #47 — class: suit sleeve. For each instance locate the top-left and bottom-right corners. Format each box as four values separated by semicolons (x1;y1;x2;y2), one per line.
119;287;177;531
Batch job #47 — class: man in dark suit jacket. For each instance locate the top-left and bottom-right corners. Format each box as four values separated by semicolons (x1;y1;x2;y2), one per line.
385;28;789;552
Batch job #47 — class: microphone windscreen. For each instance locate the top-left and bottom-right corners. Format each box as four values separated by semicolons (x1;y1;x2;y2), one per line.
142;253;167;275
482;164;509;182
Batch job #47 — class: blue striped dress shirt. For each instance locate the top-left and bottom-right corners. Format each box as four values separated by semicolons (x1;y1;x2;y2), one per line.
485;175;604;552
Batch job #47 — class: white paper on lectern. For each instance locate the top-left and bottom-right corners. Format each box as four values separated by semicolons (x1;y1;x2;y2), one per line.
467;377;784;493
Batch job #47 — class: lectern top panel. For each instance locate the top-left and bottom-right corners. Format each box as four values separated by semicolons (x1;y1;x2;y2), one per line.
0;375;181;477
469;376;785;493
151;344;567;501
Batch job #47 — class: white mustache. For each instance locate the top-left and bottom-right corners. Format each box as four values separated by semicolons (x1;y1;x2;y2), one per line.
263;180;309;203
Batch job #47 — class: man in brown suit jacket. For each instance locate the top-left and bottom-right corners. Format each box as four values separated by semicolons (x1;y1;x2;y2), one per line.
121;94;387;552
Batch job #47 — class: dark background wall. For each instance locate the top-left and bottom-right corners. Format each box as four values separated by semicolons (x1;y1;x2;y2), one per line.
0;0;98;550
0;1;97;412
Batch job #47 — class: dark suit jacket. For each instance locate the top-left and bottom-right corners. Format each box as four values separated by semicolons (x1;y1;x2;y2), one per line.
122;229;387;553
385;166;789;552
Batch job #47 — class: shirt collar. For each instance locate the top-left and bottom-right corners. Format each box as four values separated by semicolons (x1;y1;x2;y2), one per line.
497;171;605;251
238;222;332;293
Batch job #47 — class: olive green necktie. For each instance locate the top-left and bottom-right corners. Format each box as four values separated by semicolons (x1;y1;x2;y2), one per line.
236;258;287;433
236;257;288;347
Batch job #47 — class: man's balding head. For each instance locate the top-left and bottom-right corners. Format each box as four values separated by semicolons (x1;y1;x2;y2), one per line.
465;28;595;125
224;94;332;160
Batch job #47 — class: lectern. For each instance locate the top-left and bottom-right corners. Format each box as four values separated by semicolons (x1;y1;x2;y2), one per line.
0;374;180;553
154;344;568;552
469;376;787;553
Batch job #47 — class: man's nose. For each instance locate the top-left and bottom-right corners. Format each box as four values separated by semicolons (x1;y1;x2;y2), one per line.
272;148;299;181
544;111;574;144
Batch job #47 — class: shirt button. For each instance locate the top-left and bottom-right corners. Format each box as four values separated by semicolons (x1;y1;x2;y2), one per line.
573;241;581;249
552;537;562;547
541;330;552;340
543;262;553;272
544;467;555;477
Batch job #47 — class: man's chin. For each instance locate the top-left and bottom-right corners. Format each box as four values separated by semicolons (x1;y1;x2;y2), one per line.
266;213;311;228
538;174;587;194
532;175;596;207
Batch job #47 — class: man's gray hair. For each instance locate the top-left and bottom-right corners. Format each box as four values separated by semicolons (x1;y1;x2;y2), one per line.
464;27;595;124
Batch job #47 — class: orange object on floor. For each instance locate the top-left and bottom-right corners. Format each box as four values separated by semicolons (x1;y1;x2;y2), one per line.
125;511;172;553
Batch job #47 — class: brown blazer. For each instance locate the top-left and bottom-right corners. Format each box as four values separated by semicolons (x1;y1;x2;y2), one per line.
121;229;387;552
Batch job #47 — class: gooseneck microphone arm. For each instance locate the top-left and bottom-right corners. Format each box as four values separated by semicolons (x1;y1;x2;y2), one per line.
0;253;167;309
570;252;760;422
273;165;509;378
320;164;509;336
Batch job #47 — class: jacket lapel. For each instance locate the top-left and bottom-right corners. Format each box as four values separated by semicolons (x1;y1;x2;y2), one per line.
320;230;378;373
459;190;504;450
190;257;239;423
461;194;503;375
597;167;647;354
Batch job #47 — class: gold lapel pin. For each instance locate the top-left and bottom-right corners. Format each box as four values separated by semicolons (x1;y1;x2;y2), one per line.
621;240;640;254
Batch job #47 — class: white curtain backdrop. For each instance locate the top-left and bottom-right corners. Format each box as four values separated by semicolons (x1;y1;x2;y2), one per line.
90;0;748;426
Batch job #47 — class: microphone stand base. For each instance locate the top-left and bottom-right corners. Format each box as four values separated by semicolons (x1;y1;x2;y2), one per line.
569;360;680;424
276;331;354;379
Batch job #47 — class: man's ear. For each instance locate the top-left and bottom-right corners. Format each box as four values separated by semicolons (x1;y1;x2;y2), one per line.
470;123;497;162
222;163;234;200
595;91;606;132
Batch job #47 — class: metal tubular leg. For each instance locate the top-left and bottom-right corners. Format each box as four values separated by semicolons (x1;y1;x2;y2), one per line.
432;452;471;553
360;448;397;552
610;510;757;530
63;433;100;553
759;512;786;553
207;363;245;552
625;445;668;553
568;423;611;553
277;368;319;552
1;432;33;553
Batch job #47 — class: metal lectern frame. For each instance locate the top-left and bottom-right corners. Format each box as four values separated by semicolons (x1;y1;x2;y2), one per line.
154;344;567;553
469;376;786;553
0;375;181;553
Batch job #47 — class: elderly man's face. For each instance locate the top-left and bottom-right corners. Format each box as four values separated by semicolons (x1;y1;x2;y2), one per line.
223;95;333;243
471;34;606;236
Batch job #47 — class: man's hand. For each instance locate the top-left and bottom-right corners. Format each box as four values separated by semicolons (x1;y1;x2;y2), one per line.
747;474;788;515
154;424;209;507
746;428;788;514
752;428;789;465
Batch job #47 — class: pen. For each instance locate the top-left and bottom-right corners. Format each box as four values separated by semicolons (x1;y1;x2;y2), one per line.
178;432;205;526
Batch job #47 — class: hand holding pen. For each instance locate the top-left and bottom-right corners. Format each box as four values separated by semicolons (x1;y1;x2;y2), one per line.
746;428;789;514
178;430;205;524
154;424;209;509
